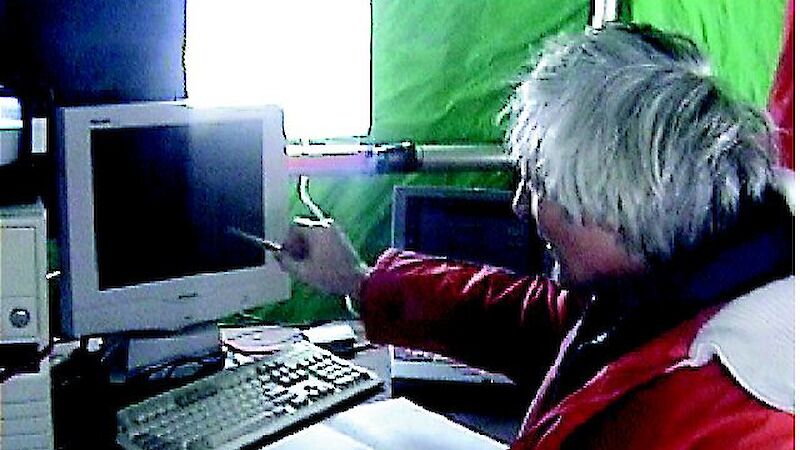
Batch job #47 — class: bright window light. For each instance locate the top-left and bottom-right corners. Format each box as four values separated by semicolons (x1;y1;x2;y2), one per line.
186;1;371;140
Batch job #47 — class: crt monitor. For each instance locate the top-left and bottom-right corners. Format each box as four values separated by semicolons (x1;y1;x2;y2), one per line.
392;186;548;275
55;102;289;371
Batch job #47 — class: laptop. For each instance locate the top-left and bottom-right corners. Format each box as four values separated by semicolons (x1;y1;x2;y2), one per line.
390;186;548;389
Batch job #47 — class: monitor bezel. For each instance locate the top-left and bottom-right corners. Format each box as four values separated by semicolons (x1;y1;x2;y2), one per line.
56;102;290;337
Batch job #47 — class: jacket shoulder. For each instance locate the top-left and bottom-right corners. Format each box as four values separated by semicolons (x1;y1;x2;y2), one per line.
570;362;794;450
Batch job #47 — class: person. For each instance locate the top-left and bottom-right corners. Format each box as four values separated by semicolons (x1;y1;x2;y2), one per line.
276;24;794;449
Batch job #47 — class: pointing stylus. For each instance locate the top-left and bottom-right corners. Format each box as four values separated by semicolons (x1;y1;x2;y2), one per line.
228;228;283;252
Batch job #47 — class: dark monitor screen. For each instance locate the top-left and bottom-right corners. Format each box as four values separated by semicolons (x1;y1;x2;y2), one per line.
392;187;547;275
91;121;265;290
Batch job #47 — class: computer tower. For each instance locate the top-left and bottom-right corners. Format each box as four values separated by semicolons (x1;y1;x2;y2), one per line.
0;202;48;350
0;202;52;450
0;359;54;450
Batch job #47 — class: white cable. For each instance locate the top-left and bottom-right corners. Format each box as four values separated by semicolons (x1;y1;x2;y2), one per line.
298;175;329;222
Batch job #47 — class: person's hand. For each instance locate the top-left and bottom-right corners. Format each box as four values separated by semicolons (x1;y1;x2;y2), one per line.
275;218;370;299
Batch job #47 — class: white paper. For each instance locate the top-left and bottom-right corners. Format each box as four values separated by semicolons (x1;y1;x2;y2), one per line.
265;423;373;450
262;398;505;450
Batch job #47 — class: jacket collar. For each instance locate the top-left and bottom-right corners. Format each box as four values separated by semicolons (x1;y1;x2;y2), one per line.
688;276;794;413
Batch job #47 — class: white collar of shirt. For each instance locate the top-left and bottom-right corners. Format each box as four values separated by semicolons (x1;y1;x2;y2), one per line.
686;276;794;413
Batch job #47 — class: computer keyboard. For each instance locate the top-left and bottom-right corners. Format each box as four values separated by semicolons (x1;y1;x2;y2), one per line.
116;341;382;450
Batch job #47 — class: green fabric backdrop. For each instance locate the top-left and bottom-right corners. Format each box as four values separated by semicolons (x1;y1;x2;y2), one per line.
629;0;786;107
244;0;787;325
371;0;589;143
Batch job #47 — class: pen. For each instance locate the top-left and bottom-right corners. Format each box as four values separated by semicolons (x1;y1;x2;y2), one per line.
228;227;283;252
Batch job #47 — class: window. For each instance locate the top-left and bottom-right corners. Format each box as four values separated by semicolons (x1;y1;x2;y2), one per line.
185;1;371;140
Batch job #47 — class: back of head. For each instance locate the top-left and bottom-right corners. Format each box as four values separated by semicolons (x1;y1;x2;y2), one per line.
507;23;778;264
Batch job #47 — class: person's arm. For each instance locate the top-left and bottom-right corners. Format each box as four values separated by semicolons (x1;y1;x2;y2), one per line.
359;248;584;384
277;222;584;384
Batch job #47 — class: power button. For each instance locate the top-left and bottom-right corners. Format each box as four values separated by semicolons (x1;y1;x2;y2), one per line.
9;308;30;328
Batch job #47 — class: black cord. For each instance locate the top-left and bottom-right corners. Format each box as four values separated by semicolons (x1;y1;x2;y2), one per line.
0;344;52;384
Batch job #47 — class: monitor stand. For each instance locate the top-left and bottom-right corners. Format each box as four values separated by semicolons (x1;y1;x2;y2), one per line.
99;322;224;384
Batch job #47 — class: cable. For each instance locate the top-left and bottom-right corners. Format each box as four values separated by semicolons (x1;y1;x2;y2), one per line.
0;344;52;384
298;175;329;222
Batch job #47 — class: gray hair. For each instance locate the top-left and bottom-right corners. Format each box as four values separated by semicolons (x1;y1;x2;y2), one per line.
506;24;777;262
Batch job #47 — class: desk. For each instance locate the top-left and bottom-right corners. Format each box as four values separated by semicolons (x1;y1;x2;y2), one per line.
50;325;523;449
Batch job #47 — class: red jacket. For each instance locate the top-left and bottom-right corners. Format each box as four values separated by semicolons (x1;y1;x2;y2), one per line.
360;249;794;449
